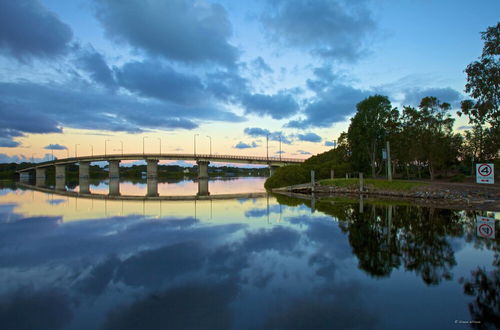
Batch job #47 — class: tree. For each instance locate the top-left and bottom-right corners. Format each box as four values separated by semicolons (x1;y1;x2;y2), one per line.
459;23;499;127
347;95;396;177
401;97;460;180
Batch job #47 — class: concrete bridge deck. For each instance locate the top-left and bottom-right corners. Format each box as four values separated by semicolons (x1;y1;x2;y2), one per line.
17;153;305;172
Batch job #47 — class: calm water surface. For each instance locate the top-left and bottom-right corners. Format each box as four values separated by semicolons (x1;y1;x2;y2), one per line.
0;177;498;329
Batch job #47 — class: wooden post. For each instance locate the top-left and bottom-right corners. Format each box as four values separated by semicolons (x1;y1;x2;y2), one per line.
359;172;364;192
311;170;315;193
387;141;392;181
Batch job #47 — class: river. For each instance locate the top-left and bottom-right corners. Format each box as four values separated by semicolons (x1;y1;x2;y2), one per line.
0;177;498;329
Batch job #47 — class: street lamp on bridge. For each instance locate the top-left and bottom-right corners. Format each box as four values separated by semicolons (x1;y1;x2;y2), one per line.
120;141;124;156
206;136;212;157
194;134;199;157
143;136;148;155
75;144;80;158
105;139;111;156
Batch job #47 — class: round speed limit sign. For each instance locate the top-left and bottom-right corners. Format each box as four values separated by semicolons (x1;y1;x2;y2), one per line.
476;163;494;184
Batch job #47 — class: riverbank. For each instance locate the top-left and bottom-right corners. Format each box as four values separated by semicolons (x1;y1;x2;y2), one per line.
273;179;500;211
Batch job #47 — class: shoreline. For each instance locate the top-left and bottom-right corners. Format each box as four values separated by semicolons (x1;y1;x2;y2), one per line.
273;180;500;211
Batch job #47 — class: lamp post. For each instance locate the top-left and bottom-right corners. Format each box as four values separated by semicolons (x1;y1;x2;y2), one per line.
158;138;161;155
279;134;282;161
105;139;110;156
206;136;212;157
89;144;93;156
31;154;35;163
51;148;54;161
143;136;148;155
75;144;80;158
194;134;199;157
120;141;124;156
266;134;269;161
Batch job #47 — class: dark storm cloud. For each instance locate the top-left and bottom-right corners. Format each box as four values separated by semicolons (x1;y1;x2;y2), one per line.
0;81;244;135
116;60;206;105
233;141;258;149
296;132;322;143
243;127;292;145
0;0;73;61
402;87;463;107
76;46;117;89
286;85;370;129
241;91;300;119
44;144;67;150
94;0;239;67
262;0;376;62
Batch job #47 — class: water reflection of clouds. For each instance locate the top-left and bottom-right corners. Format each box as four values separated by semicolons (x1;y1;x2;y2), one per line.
0;189;494;329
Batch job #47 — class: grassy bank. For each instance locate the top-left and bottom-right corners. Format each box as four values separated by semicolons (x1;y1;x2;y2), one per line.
319;178;428;191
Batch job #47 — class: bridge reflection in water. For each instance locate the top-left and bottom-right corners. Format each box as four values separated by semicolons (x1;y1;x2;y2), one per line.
18;180;266;201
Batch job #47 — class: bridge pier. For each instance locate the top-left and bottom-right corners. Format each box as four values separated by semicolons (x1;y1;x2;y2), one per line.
146;159;159;178
197;178;209;196
35;168;46;187
20;171;30;182
269;165;280;177
147;178;159;197
55;165;66;191
197;160;210;179
79;161;91;194
108;160;120;179
109;178;120;196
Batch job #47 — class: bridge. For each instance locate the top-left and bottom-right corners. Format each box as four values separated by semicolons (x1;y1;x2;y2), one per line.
16;153;305;195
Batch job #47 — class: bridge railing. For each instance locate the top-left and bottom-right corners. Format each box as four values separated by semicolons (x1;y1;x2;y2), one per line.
17;153;305;171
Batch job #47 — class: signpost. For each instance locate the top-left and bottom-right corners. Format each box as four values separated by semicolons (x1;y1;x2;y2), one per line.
476;215;496;239
476;163;494;184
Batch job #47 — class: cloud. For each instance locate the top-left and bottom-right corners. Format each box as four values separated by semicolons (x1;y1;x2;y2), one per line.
261;0;376;62
297;150;311;155
286;85;369;129
234;141;258;149
297;132;322;143
402;87;463;108
116;60;206;105
324;141;336;147
94;0;239;67
76;46;117;89
44;144;67;150
0;0;73;61
205;70;249;103
243;127;292;145
241;91;299;119
251;56;273;75
0;153;51;163
458;125;473;130
0;81;244;136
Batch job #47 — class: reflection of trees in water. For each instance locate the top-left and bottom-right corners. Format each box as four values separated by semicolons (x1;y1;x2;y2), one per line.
316;200;464;284
460;266;500;329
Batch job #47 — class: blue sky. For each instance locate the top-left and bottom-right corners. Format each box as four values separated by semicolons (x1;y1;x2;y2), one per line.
0;0;498;163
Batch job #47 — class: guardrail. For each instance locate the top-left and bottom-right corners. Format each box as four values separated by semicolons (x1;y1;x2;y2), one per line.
17;153;305;172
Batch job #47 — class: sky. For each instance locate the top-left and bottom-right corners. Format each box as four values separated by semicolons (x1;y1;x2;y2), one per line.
0;0;498;164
